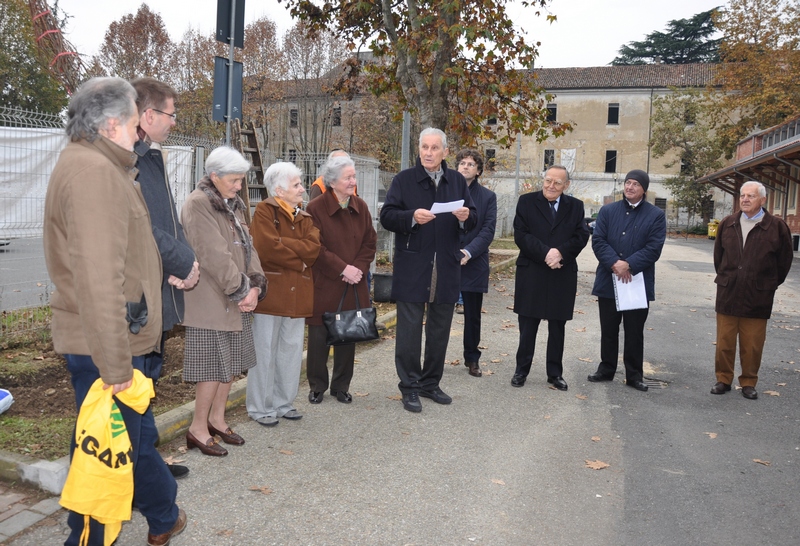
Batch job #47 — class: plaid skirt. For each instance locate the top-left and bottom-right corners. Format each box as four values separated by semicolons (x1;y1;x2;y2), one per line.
183;313;257;383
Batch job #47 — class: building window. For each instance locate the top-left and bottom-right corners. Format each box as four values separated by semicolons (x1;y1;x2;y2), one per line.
604;150;617;174
789;180;798;210
485;148;496;171
680;159;689;174
546;104;557;123
543;149;555;170
289;109;298;128
655;197;667;211
332;107;341;127
487;116;497;125
288;149;297;163
607;103;619;125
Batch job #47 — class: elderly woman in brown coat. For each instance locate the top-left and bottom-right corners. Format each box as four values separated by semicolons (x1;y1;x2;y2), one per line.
181;146;266;456
305;156;377;404
246;162;321;426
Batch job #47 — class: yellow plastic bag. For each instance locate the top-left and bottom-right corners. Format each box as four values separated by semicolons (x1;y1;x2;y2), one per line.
60;369;154;546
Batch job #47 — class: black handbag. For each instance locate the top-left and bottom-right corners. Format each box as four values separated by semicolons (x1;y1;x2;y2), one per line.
322;283;380;346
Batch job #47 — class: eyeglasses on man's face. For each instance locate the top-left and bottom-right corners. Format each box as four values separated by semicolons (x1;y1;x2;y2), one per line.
151;108;177;121
543;177;566;187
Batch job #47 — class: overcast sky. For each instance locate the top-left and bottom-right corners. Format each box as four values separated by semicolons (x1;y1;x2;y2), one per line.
56;0;725;68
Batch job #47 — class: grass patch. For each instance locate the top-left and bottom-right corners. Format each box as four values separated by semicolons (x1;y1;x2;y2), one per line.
0;306;51;348
0;415;74;460
490;238;517;250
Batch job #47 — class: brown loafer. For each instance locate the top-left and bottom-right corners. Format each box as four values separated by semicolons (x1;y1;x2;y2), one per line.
147;508;187;546
466;361;482;377
710;382;731;395
742;386;758;400
186;431;228;456
208;422;245;445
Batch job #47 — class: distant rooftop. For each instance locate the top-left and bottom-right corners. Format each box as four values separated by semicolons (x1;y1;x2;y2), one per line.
531;63;718;90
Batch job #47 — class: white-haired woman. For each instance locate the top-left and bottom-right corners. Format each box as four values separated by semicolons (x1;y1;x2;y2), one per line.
246;162;320;426
305;156;377;404
181;146;266;456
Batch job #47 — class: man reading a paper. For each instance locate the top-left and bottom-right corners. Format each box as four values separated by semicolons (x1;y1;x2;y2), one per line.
379;128;476;413
587;169;666;392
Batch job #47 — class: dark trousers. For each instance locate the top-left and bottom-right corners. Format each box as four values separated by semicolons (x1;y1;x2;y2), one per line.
306;324;356;393
462;291;484;363
515;315;566;378
64;354;178;546
395;301;454;393
142;337;166;384
596;297;649;382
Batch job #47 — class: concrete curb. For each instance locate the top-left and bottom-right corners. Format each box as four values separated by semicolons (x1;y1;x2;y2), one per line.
0;253;514;495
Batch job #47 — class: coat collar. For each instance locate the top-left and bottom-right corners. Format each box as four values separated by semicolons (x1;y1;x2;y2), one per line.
197;176;246;215
412;157;454;189
80;135;138;174
319;187;359;216
262;196;312;220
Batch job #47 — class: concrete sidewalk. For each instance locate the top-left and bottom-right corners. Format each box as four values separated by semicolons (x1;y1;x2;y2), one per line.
6;240;800;544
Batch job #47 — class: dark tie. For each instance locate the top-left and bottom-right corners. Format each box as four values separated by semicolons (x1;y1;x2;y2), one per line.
549;200;557;221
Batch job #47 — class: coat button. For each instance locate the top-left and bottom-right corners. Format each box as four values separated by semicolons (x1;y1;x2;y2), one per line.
291;286;296;291
622;231;626;235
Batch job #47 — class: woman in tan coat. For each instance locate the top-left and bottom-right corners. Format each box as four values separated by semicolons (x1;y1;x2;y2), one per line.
305;156;377;404
246;162;321;426
181;147;266;456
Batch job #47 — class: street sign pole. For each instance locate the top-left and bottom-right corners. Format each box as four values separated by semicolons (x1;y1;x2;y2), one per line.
225;0;237;145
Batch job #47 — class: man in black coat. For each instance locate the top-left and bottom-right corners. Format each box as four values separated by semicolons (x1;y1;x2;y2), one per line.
132;78;199;478
380;128;477;413
511;165;590;391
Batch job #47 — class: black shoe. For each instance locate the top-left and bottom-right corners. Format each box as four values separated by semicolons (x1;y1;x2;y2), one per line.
511;374;526;387
587;371;614;382
710;382;731;395
627;379;648;392
331;390;352;403
742;386;758;400
308;391;323;404
402;392;422;413
547;376;568;391
167;464;189;479
419;387;452;405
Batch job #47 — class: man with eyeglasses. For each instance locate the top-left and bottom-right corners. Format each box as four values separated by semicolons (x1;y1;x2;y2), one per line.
132;77;199;478
511;165;589;391
587;169;666;392
455;149;496;378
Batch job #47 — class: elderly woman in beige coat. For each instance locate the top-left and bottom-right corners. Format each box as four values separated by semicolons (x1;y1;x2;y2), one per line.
181;147;266;456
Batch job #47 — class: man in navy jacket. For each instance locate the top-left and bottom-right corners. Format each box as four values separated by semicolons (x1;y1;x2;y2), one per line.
380;128;477;412
455;149;497;378
587;169;665;392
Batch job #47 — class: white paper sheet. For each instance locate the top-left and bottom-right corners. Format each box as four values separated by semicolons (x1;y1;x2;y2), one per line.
613;272;648;311
430;199;464;214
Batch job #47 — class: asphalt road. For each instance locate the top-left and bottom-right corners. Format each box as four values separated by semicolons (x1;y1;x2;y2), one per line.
0;237;51;312
10;237;800;545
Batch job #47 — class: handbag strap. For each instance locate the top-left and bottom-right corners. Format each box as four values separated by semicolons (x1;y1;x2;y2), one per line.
336;281;362;312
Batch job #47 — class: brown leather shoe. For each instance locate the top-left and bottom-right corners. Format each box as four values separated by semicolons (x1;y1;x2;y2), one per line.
147;507;187;546
742;386;758;400
208;422;245;445
186;431;228;456
710;382;731;395
466;361;482;377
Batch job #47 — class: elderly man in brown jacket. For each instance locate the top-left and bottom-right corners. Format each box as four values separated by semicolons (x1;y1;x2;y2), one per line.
712;181;793;400
43;77;186;546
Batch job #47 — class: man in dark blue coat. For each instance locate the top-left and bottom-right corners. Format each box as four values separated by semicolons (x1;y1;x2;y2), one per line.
587;169;666;392
132;78;198;477
511;165;589;391
455;149;497;378
380;128;477;413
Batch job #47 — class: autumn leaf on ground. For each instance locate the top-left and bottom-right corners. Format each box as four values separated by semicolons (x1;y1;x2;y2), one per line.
574;327;586;332
585;460;610;470
249;485;273;495
353;391;369;397
591;436;601;442
763;390;780;396
481;308;487;313
544;414;551;419
500;352;508;356
491;359;500;363
387;394;402;400
495;285;507;292
753;459;771;466
279;449;294;455
502;319;511;323
690;309;697;312
478;345;488;349
177;446;188;454
163;456;186;465
491;478;506;485
578;357;593;362
506;306;514;310
704;432;718;439
574;309;585;314
381;335;396;340
401;431;410;435
34;355;44;360
484;370;494;376
216;529;234;537
575;394;588;400
647;327;654;331
777;382;787;386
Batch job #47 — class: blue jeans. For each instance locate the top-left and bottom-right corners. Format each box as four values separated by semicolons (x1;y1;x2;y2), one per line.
64;354;178;545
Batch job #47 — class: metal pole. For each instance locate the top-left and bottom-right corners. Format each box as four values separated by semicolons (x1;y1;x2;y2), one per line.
400;110;411;170
225;0;237;146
